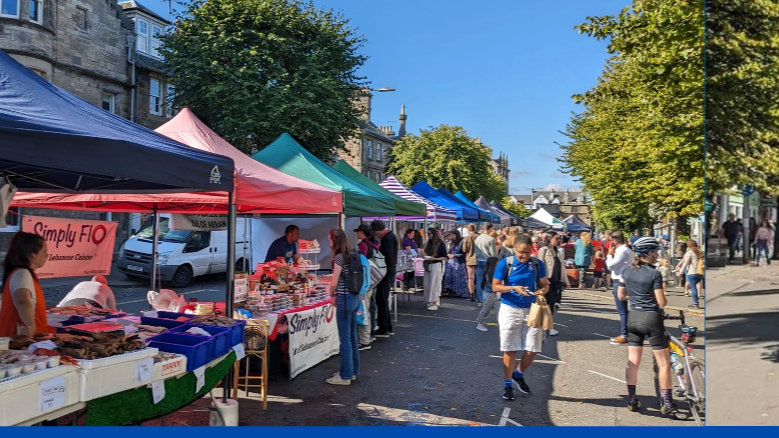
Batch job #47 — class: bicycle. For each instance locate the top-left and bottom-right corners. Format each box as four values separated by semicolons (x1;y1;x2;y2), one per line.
652;310;705;425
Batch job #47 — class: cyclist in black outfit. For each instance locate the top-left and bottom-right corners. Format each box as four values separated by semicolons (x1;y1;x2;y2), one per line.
617;237;687;420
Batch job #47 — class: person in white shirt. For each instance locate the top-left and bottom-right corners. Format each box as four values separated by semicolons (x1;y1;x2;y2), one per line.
474;223;497;307
57;275;117;310
605;231;634;345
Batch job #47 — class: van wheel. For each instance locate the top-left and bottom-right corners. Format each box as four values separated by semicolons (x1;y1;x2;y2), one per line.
235;258;248;273
169;265;193;288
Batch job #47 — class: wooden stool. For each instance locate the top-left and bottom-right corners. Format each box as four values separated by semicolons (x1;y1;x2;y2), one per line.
232;319;269;410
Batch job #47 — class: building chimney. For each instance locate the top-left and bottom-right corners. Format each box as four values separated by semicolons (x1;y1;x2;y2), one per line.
398;105;407;137
358;88;372;122
531;186;534;193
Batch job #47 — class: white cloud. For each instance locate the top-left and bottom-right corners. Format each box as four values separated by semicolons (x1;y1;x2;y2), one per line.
541;183;564;191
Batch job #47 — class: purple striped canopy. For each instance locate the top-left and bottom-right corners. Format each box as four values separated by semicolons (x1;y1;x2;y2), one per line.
363;176;457;222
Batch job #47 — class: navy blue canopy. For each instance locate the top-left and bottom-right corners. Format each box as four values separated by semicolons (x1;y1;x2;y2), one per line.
563;215;591;231
0;49;234;193
411;181;480;221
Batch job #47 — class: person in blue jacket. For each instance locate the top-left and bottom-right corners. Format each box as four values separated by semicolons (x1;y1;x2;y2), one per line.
574;232;594;289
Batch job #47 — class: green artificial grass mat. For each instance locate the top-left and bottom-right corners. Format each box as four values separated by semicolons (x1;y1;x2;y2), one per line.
85;352;236;426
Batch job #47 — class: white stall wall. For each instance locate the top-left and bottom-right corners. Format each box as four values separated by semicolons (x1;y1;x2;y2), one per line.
251;216;340;270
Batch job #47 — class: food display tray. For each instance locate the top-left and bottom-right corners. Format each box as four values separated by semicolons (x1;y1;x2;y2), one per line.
146;333;214;372
0;365;80;426
75;348;160;402
168;324;231;358
140;316;190;329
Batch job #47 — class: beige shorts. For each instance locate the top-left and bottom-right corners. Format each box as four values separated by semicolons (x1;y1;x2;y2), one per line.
499;303;543;353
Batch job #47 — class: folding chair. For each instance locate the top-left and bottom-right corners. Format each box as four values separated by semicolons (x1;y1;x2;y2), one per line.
232;319;269;410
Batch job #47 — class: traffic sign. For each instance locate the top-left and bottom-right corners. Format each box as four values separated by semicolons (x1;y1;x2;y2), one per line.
742;185;755;196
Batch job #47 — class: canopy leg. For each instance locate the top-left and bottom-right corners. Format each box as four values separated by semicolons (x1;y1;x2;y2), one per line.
150;205;159;296
223;192;236;403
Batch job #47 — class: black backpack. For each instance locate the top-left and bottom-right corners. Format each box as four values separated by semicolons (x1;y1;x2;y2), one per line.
504;256;541;290
341;249;366;295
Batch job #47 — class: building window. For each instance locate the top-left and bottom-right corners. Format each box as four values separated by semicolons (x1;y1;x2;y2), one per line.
137;19;149;54
149;79;162;115
151;25;163;58
367;139;373;159
29;0;41;23
28;67;46;79
165;84;176;117
367;170;372;181
76;6;87;30
376;143;382;161
1;0;19;18
102;93;116;113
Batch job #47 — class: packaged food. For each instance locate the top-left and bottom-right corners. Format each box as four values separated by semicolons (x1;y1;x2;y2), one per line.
0;337;10;351
34;357;48;371
47;356;61;368
20;361;35;374
0;366;7;379
6;365;22;376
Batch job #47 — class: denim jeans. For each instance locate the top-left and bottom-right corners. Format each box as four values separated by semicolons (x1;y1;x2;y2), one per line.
686;274;704;306
336;293;360;380
756;240;770;265
612;282;629;338
369;286;377;337
476;260;487;303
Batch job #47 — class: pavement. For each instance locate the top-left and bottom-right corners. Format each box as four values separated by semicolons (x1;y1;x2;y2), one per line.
706;262;779;426
137;287;703;426
40;268;705;426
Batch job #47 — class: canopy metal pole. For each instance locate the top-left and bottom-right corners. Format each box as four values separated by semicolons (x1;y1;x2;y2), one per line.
223;192;236;403
242;214;248;272
150;205;159;293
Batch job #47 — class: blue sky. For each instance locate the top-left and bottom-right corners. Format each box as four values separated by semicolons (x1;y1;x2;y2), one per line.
146;0;628;195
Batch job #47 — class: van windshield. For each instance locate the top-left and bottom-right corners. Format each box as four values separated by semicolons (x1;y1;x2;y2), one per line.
136;217;192;243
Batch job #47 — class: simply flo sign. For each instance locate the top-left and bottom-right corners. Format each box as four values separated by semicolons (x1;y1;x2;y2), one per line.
170;214;228;231
22;216;117;279
287;303;340;379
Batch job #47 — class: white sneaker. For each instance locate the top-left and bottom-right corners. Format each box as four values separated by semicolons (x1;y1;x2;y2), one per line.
326;374;352;385
549;329;559;336
476;323;488;332
426;305;439;311
476;303;483;307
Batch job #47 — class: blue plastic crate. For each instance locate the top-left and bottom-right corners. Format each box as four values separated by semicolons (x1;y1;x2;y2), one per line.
140;316;188;330
155;311;193;321
146;332;214;371
228;320;246;347
168;324;231;357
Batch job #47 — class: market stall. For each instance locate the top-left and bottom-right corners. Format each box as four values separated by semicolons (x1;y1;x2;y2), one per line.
476;197;515;226
562;215;591;232
332;161;426;218
412;181;480;222
488;200;520;226
453;191;500;224
438;187;490;223
0;49;243;426
377;176;458;223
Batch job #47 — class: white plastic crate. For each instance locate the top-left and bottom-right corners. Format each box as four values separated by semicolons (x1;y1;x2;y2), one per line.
0;365;80;426
78;348;159;401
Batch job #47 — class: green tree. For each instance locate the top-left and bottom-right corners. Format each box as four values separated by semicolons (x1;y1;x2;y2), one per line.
706;0;779;194
388;125;506;201
501;197;531;218
559;0;704;231
161;0;368;160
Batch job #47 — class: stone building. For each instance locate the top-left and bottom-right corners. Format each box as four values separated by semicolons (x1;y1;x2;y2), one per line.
473;138;510;196
0;0;175;255
508;187;592;224
338;90;401;183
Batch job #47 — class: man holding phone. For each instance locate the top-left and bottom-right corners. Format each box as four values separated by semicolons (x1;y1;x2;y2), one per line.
492;235;550;401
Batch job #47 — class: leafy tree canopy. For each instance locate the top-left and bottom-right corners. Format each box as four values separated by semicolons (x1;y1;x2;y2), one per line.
161;0;368;160
501;198;531;219
706;0;779;194
388;125;507;201
559;0;703;231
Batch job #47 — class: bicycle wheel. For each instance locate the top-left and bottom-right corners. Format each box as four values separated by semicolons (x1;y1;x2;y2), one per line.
652;356;664;410
687;358;705;426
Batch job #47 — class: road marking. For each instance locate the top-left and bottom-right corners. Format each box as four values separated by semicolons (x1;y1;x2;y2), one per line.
554;323;568;327
538;354;566;363
499;407;522;426
587;370;626;384
592;333;611;339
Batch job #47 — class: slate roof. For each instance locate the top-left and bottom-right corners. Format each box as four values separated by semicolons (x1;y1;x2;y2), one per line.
360;120;395;143
119;1;172;25
136;53;170;75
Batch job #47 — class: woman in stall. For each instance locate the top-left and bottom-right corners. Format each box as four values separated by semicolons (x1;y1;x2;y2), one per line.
0;232;56;337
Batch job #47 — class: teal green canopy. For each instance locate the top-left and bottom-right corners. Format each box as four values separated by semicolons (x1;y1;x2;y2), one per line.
252;134;395;217
332;161;426;217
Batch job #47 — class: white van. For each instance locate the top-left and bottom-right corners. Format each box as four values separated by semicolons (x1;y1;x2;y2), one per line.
117;214;252;288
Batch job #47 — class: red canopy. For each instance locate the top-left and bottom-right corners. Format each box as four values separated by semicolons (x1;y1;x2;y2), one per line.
12;109;342;214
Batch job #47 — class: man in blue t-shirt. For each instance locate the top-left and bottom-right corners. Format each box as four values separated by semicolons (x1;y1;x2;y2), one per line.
492;235;550;401
264;225;301;264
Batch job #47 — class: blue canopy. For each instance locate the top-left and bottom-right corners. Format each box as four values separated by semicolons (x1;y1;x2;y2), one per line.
563;215;591;231
454;191;500;223
411;181;480;221
437;187;487;222
0;49;234;193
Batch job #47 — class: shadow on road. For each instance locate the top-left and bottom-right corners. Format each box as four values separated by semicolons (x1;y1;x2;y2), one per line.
706;310;779;347
761;345;779;363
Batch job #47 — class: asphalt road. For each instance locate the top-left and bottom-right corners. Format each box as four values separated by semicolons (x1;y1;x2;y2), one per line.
706;264;779;426
40;270;704;426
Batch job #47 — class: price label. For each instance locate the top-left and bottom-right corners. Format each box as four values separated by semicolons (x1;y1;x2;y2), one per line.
151;381;165;404
234;278;248;302
136;357;154;382
193;366;206;393
233;343;246;361
40;377;67;412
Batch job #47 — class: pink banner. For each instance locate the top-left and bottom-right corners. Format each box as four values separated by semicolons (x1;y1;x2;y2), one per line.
22;215;117;279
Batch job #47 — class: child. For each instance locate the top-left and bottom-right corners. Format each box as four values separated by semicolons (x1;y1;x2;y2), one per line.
658;258;671;296
593;250;605;289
